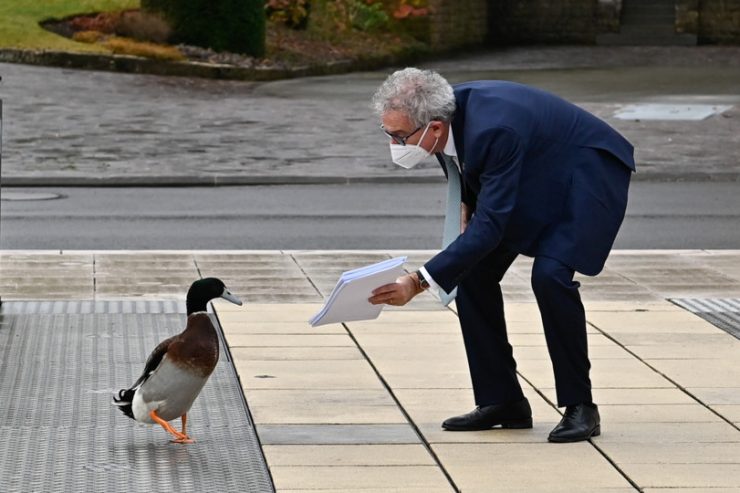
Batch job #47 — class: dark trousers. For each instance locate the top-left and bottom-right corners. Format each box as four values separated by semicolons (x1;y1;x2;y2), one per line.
456;245;592;408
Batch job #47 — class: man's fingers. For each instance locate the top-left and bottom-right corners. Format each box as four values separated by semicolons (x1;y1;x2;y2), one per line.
369;283;401;305
371;283;399;296
369;294;395;305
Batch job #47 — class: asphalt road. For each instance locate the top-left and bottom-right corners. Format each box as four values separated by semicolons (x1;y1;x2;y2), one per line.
1;181;739;250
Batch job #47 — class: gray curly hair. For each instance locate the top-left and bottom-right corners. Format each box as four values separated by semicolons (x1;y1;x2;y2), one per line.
372;68;456;127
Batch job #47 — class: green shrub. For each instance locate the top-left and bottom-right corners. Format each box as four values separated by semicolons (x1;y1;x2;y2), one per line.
142;0;265;56
265;0;310;30
309;0;391;35
349;1;389;32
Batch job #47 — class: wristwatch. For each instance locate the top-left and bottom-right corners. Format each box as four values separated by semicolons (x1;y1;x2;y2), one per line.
414;270;430;290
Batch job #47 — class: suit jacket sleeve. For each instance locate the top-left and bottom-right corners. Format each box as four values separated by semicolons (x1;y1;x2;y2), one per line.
424;127;524;293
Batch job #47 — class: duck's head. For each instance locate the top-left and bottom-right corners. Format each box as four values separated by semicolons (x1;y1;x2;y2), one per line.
186;277;243;315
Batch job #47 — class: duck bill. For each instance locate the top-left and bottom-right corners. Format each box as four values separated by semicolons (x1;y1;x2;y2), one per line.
221;289;243;306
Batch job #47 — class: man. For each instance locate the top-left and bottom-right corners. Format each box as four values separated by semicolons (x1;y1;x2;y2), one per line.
368;68;634;443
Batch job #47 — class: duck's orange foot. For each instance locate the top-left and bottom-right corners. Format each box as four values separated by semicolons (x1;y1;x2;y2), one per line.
170;436;195;444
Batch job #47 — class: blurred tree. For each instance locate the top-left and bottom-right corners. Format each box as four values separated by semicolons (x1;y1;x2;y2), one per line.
142;0;265;56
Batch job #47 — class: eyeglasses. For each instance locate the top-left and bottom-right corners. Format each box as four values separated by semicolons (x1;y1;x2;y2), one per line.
380;123;424;146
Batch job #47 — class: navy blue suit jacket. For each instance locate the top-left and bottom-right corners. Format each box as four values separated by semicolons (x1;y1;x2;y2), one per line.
425;81;635;293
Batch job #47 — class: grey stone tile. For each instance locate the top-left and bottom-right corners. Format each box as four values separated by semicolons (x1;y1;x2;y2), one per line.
257;424;419;445
231;346;363;361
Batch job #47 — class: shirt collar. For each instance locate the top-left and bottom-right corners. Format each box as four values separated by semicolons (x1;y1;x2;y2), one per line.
443;123;457;158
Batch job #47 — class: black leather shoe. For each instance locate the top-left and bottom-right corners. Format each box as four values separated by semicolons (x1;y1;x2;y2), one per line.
442;398;532;431
548;403;601;443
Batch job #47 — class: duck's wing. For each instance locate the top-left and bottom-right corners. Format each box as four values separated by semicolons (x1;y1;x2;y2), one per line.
113;335;176;417
130;335;176;389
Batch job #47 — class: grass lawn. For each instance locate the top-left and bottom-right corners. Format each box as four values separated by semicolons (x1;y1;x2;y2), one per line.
0;0;137;52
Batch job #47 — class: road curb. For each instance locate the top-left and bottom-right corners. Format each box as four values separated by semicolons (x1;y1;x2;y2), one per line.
0;47;428;81
1;171;738;187
0;174;447;187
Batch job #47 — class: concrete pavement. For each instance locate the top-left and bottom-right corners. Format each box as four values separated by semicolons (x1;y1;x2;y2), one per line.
1;249;738;492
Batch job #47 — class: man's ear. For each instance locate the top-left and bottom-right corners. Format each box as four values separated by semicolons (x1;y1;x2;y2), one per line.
430;120;446;138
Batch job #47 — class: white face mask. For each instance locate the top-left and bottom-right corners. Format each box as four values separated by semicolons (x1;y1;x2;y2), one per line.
389;123;438;169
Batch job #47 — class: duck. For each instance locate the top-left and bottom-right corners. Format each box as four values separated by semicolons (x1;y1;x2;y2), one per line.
113;277;242;444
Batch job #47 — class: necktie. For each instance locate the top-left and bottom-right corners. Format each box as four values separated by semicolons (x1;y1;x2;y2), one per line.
439;154;461;306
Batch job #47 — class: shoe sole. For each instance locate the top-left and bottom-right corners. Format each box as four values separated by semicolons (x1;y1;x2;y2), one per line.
442;418;533;431
547;425;601;443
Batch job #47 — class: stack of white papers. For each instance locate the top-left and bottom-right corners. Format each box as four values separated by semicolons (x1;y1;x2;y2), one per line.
309;256;408;327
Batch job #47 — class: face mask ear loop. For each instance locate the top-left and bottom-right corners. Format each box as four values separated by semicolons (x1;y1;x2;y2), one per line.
415;122;431;149
419;122;442;157
429;137;439;156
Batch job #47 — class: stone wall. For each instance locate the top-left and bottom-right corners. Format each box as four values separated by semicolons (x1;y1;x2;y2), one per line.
676;0;699;35
422;0;739;47
697;0;740;43
487;0;600;44
426;0;489;49
674;0;740;43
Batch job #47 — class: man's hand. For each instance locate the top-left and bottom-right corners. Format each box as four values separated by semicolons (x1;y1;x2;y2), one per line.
368;273;423;306
461;203;472;233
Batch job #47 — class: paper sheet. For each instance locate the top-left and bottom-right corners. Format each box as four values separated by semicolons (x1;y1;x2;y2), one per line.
309;256;408;327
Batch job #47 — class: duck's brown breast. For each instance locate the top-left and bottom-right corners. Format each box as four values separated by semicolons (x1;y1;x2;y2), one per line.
168;313;219;378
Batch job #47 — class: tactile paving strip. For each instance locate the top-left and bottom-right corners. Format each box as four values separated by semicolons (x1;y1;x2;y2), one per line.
672;298;740;340
0;301;274;493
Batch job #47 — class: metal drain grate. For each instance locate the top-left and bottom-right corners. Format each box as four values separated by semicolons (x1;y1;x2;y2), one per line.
671;298;740;340
0;301;274;493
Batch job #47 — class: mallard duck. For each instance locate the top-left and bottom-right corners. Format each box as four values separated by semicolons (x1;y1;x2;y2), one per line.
113;278;242;444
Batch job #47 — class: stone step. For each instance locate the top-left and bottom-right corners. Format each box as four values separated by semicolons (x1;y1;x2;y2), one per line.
597;32;697;46
619;25;678;36
622;14;675;25
623;3;674;13
620;0;675;27
623;5;674;18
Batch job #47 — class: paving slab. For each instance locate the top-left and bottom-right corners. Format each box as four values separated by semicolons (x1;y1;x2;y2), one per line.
643;358;740;388
3;249;740;491
623;463;740;489
642;489;740;493
277;489;451;493
539;388;697;406
602;442;740;465
622;342;740;360
216;320;347;335
261;444;436;466
595;422;740;444
347;320;461;334
713;406;740;425
256;424;420;445
432;443;633;492
245;389;407;424
598;404;724;423
226;333;355;347
231;346;363;361
687;388;740;405
517;357;673;389
268;465;452;491
234;359;386;390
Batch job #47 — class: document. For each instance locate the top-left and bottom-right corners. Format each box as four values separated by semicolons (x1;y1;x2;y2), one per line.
309;256;408;327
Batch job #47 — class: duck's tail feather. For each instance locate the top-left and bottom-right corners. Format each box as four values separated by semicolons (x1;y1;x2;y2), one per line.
112;388;136;419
